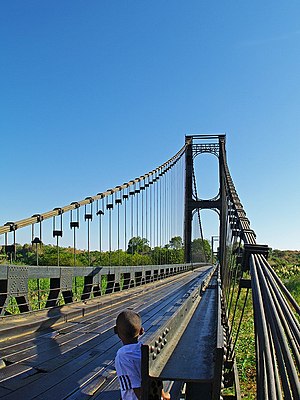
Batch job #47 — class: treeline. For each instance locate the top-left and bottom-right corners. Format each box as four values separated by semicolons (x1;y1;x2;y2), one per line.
0;236;212;267
268;249;300;302
269;249;300;279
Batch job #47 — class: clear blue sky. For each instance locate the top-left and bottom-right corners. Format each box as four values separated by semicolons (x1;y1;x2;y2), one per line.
1;1;300;250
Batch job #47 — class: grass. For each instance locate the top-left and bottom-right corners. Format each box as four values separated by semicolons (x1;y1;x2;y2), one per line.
284;275;300;303
224;286;256;399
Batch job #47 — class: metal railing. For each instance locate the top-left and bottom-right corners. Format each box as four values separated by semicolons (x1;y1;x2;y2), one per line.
0;263;199;316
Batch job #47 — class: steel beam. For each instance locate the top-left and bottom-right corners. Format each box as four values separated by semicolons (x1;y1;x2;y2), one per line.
184;137;193;263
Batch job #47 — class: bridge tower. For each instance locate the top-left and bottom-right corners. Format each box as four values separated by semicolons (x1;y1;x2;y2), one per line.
184;134;227;265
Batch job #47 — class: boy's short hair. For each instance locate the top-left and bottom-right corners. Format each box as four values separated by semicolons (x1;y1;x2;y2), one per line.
116;310;142;339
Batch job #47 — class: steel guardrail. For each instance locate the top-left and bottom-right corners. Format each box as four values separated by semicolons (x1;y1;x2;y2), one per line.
0;263;206;316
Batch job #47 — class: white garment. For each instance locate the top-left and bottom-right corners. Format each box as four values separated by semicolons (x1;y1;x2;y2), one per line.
115;342;142;400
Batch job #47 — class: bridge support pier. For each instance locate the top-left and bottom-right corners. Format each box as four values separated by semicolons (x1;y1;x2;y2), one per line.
184;135;225;264
184;136;193;263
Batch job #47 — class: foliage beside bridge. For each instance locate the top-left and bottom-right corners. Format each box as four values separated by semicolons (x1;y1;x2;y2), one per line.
0;236;212;267
269;249;300;303
231;291;256;400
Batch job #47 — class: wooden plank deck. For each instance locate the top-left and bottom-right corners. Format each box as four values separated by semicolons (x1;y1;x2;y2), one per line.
0;266;212;399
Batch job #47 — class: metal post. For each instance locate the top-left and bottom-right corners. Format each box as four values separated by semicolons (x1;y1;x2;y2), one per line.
57;235;60;267
73;227;76;266
32;236;42;309
36;242;39;266
218;135;227;278
184;136;193;263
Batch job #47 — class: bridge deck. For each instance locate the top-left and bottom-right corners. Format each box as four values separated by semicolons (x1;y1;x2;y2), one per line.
0;266;215;400
159;277;217;382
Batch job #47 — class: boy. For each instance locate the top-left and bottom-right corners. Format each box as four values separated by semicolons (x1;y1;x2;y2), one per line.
114;310;144;400
114;310;170;400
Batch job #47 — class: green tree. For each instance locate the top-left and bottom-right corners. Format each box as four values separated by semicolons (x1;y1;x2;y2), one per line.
191;238;211;262
169;236;183;250
127;237;150;255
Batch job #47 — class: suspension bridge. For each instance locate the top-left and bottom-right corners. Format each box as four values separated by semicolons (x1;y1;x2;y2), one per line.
0;135;299;400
